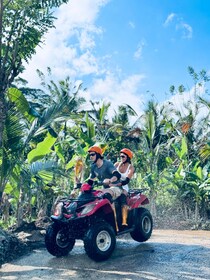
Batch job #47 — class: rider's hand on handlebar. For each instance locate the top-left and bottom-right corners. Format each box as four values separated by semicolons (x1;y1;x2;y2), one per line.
102;178;122;188
109;182;122;187
103;178;110;187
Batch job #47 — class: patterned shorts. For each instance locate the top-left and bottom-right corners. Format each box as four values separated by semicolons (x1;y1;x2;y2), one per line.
109;186;123;200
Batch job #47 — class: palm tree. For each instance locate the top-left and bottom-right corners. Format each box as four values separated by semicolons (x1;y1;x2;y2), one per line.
0;0;70;149
0;74;88;225
134;101;171;216
162;79;210;221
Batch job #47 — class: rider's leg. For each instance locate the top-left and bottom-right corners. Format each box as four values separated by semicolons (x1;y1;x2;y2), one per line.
112;203;119;232
102;192;112;203
101;189;119;232
109;187;124;231
121;192;128;226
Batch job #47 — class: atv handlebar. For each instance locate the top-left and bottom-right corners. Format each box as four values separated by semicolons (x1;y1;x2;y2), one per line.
93;180;121;188
129;188;148;194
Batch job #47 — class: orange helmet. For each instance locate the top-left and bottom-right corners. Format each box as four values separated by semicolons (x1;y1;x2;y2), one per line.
120;148;133;159
88;146;103;156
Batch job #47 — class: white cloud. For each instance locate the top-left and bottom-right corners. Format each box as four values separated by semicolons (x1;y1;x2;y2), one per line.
87;73;146;117
21;0;146;119
164;84;209;126
163;13;176;27
176;23;193;39
163;13;193;40
134;39;146;60
128;21;135;29
22;0;110;87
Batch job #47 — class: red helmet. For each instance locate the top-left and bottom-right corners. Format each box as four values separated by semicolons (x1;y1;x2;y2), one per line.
120;148;133;159
81;183;92;192
88;146;103;156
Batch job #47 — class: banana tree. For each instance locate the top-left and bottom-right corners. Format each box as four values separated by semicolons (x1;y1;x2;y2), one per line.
168;132;210;222
0;107;59;225
163;70;210;220
0;83;87;226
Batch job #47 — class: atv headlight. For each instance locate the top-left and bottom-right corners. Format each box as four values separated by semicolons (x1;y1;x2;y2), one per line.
54;202;63;216
80;203;95;215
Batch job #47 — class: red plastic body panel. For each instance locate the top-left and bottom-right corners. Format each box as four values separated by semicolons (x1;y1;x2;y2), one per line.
127;194;149;209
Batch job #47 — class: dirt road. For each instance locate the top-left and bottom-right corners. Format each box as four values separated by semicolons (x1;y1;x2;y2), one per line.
1;229;210;280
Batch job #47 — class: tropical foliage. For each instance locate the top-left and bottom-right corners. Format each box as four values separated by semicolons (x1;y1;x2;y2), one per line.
1;67;209;229
0;0;70;199
0;2;209;229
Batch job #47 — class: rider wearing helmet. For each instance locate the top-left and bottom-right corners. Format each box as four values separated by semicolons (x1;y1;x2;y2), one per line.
87;145;121;189
114;148;135;227
87;145;122;231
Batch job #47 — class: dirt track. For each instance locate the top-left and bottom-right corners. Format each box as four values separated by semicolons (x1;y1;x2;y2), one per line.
1;229;210;280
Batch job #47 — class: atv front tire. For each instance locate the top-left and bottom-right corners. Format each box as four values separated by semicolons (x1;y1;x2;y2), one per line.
130;208;153;242
83;221;116;261
45;223;75;257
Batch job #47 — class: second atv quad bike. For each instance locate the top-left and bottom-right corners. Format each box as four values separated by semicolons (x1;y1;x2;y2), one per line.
45;184;153;262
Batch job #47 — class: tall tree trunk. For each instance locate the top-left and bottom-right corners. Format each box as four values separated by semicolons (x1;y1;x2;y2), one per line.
0;0;3;75
0;0;6;203
1;193;10;222
183;204;189;219
150;192;157;217
0;93;5;146
17;181;24;228
195;200;200;223
0;92;6;203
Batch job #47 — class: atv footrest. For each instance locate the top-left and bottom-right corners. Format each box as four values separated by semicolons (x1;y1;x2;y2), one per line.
117;226;135;236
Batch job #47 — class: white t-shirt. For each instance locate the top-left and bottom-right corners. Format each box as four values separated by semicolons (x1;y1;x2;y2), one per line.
117;164;130;192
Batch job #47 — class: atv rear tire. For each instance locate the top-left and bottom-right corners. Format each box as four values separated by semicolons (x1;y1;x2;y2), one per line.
83;221;116;261
45;223;75;257
130;208;153;242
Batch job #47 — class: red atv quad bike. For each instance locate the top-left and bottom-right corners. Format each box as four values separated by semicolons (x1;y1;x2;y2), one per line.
45;183;153;262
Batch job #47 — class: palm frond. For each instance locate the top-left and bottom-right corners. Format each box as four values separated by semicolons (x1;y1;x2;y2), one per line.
4;106;25;152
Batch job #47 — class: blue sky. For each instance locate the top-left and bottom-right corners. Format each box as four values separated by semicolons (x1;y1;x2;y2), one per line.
22;0;210;116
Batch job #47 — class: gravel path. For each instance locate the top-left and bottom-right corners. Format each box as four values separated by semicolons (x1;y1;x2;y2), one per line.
1;229;210;280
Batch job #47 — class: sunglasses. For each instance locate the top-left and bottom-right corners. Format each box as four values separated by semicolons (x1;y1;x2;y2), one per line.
89;153;96;157
120;155;126;158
